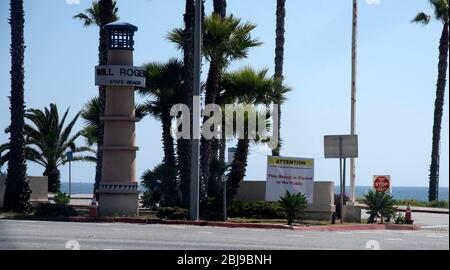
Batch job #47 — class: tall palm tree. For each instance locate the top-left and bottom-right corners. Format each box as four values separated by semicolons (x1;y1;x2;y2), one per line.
3;0;31;213
139;59;184;170
73;0;119;199
171;0;195;208
138;59;184;206
272;0;286;157
220;67;290;200
412;0;449;201
170;14;262;208
1;104;96;193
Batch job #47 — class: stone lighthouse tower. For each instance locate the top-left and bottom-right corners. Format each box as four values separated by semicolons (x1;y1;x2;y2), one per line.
95;22;145;216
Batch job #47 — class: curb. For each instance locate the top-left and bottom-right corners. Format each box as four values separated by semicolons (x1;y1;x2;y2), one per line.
67;216;421;231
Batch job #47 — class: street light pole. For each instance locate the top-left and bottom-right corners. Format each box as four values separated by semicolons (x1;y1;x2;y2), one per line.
350;0;358;203
190;0;202;221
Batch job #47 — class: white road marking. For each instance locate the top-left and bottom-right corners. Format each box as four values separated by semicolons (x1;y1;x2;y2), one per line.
249;229;266;232
286;234;305;237
14;220;37;223
422;225;449;229
335;232;353;235
167;225;187;229
426;235;445;238
384;238;403;241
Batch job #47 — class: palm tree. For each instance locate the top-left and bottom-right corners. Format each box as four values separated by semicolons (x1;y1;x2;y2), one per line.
169;14;262;208
278;191;308;225
141;163;180;207
139;59;184;170
412;0;449;201
3;0;31;213
272;0;286;157
73;0;119;199
220;67;290;201
170;0;195;208
363;190;396;224
138;59;185;206
1;104;96;193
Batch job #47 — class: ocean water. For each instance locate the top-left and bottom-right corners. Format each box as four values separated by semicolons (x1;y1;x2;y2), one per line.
61;182;449;201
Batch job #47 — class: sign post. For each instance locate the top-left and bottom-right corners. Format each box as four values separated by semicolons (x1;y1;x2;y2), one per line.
324;135;358;223
373;175;391;193
66;151;73;196
190;0;202;221
223;148;237;221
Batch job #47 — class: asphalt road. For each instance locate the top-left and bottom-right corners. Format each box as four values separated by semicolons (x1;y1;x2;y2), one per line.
0;219;448;250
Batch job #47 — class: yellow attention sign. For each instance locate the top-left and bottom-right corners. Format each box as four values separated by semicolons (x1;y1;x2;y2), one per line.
267;157;314;168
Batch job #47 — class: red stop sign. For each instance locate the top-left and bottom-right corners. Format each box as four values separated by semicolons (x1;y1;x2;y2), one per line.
374;176;390;192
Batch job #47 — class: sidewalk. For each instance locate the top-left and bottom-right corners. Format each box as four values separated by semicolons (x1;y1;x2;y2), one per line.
67;216;421;231
354;202;448;214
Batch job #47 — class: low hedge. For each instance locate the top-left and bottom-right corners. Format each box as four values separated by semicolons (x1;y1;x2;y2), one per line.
228;200;285;219
156;207;188;220
35;203;77;217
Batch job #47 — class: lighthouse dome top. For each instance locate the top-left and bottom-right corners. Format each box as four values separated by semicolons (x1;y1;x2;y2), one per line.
104;21;138;32
105;22;138;51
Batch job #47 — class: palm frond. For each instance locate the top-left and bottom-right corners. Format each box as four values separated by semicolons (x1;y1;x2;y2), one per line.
412;12;431;24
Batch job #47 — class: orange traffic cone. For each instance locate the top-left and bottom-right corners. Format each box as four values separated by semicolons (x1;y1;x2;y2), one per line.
405;203;412;224
90;194;99;218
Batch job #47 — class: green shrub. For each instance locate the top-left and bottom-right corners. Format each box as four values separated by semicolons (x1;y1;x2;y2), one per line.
363;190;396;224
53;192;71;205
394;212;406;224
426;200;449;209
35;203;77;217
228;200;245;217
244;201;285;219
278;191;308;225
228;200;285;219
204;197;224;221
156;207;188;220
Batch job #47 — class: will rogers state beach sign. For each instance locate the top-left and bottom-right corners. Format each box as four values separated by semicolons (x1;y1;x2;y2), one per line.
95;65;146;87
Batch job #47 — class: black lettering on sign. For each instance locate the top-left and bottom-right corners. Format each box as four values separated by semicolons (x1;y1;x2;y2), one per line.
96;69;105;76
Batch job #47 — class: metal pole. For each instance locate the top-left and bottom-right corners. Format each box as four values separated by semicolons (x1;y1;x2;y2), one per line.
190;0;202;221
349;0;358;203
339;137;344;223
223;175;227;221
69;161;72;196
343;158;346;205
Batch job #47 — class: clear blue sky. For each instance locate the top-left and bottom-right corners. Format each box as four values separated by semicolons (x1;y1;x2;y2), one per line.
0;0;448;188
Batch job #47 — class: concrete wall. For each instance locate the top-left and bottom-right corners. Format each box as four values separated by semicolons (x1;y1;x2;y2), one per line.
235;180;336;221
235;181;266;201
0;175;48;208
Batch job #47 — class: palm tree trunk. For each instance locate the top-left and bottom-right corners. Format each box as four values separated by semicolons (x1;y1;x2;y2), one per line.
227;138;249;203
200;60;222;211
161;112;176;168
3;0;31;213
213;0;226;18
94;0;115;200
212;0;226;163
429;22;449;202
272;0;286;157
44;167;61;194
177;0;195;208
